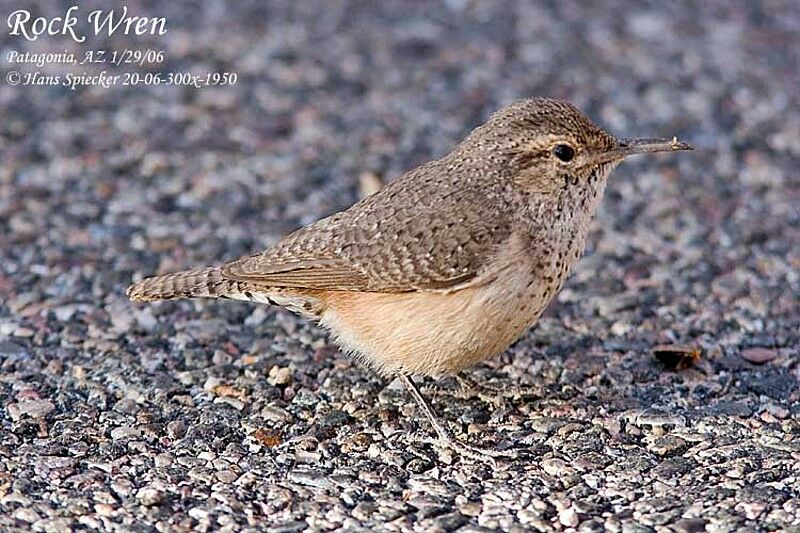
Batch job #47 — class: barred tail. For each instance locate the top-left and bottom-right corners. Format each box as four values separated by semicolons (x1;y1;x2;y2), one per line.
127;267;236;302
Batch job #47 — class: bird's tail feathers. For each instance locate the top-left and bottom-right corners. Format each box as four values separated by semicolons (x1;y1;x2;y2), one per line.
127;267;236;302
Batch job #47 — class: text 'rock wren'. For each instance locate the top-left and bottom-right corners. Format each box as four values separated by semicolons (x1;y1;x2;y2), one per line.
128;97;692;461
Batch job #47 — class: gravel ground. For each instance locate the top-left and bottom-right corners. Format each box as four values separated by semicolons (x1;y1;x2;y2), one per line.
2;1;799;531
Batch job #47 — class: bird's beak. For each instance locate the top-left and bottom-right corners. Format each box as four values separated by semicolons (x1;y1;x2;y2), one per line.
614;137;694;157
585;137;693;168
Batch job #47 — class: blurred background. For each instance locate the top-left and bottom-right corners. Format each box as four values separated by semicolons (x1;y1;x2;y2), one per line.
1;1;799;531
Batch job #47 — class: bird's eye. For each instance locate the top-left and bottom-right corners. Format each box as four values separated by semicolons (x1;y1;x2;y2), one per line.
553;144;575;162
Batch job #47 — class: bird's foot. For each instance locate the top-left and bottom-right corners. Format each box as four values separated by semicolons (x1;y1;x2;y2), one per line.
398;373;522;466
455;373;542;402
428;426;521;467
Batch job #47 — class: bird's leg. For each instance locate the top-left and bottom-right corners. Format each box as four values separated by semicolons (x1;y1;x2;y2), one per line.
397;374;517;464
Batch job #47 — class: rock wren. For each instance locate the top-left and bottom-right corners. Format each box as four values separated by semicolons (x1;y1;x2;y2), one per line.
128;98;691;461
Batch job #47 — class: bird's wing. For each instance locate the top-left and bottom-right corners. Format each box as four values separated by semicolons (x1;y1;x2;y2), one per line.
221;166;514;293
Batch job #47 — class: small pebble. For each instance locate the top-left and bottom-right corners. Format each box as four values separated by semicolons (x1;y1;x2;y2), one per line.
740;347;778;365
268;366;293;386
137;487;164;507
110;426;141;440
7;400;54;420
559;507;580;527
167;420;187;439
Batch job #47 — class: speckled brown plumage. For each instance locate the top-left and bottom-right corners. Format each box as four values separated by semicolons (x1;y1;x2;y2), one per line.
129;97;690;377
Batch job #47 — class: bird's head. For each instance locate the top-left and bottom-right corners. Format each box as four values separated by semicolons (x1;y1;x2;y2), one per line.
464;98;692;196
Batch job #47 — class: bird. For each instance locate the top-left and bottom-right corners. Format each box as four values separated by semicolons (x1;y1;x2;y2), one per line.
128;97;692;461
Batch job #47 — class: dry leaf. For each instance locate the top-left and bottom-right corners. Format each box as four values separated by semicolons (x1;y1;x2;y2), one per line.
252;428;281;447
653;344;702;370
